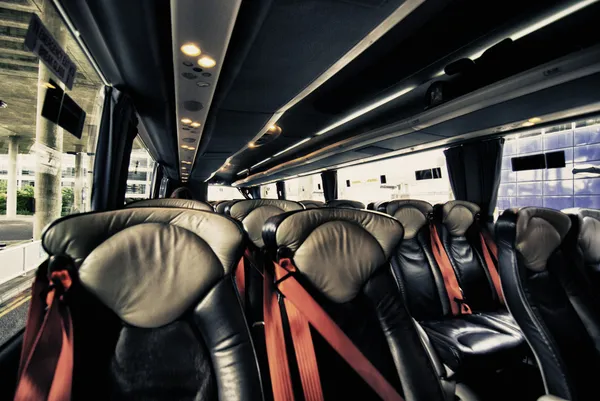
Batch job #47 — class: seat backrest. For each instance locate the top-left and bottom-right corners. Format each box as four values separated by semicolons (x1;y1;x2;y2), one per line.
125;198;213;211
380;200;449;319
563;208;600;288
434;200;499;311
299;200;325;209
229;199;303;248
41;208;263;401
326;199;366;209
214;199;241;214
497;207;600;401
262;208;446;401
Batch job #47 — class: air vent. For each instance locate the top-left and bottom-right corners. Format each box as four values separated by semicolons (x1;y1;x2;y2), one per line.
184;100;203;111
182;137;195;143
181;72;197;79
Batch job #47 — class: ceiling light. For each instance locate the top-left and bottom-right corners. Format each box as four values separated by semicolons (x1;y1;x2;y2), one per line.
42;82;56;89
237;169;249;176
186;146;195;150
181;43;201;57
315;86;416;136
528;117;542;123
268;124;278;131
248;142;256;148
181;118;192;124
191;122;201;128
522;121;535;127
182;161;192;164
196;81;210;88
273;138;311;157
251;158;271;169
182;167;187;170
197;56;216;68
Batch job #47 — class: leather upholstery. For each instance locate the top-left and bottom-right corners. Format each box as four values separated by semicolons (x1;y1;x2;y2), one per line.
299;200;325;209
263;208;447;401
230;199;303;248
125;198;213;211
442;201;480;237
214;199;242;214
325;199;366;209
41;208;263;401
382;200;526;374
497;207;600;401
563;208;600;287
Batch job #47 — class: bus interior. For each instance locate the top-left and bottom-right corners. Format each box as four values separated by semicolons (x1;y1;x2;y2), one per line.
1;0;600;400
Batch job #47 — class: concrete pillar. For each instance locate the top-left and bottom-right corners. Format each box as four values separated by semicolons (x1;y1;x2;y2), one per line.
7;137;18;218
33;0;68;239
73;146;84;212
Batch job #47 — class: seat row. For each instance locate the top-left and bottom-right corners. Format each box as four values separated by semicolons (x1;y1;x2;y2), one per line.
16;197;599;400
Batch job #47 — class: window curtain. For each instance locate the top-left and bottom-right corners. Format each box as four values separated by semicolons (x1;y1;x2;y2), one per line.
92;87;138;211
276;181;286;200
444;138;505;221
249;186;261;199
321;170;338;202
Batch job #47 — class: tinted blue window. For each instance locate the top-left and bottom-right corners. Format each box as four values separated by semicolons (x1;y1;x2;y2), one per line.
498;183;516;197
543;196;573;210
574;126;600;146
515;196;543;207
574;177;600;195
545;164;573;180
573;143;600;163
544;180;573;196
504;140;517;156
517;182;543;196
516;169;544;182
574;195;600;208
502;157;512;170
497;198;515;210
501;169;516;183
517;135;543;154
544;130;572;150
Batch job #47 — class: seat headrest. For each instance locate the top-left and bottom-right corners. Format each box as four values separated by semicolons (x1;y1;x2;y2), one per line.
441;200;480;236
215;199;241;214
515;207;572;272
563;208;600;265
229;199;304;248
125;198;213;211
299;200;325;209
263;209;403;303
326;199;366;209
42;208;244;328
382;200;433;239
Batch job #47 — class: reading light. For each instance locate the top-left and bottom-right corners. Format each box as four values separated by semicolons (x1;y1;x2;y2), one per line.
522;121;535;127
273;138;311;157
248;142;256;148
191;122;201;128
197;56;216;68
181;43;201;57
528;117;542;123
181;118;192;124
251;158;271;169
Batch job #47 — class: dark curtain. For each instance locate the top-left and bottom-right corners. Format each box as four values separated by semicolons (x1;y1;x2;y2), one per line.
239;188;251;199
276;181;286;200
249;187;261;199
444;138;505;221
188;181;208;201
92;87;138;211
321;170;338;202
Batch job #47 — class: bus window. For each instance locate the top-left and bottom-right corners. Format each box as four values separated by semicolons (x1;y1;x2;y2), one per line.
261;183;278;199
284;174;325;202
0;3;105;345
497;116;600;216
337;148;454;206
125;137;156;203
207;184;240;201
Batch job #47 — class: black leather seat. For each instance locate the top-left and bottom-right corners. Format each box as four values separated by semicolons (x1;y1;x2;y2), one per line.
262;208;449;401
124;198;213;211
40;208;263;401
380;200;525;374
299;200;325;209
325;199;365;209
497;207;600;401
214;199;242;214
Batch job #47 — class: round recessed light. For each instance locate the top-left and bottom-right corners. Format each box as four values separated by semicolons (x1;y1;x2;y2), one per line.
182;166;187;170
181;118;192;124
196;81;210;88
248;142;256;148
197;56;216;69
202;72;212;77
182;61;193;67
191;122;201;128
193;67;202;72
180;43;201;57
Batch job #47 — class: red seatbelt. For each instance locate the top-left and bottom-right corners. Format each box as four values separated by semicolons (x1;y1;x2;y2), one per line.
15;269;74;401
235;256;246;308
264;258;405;401
429;223;471;316
478;229;504;305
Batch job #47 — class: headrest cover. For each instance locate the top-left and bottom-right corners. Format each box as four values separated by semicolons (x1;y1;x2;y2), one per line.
384;200;433;240
563;208;600;265
442;200;480;236
79;223;224;328
515;207;571;272
43;208;244;271
230;200;303;248
299;200;325;209
266;209;403;303
326;199;366;209
126;198;213;211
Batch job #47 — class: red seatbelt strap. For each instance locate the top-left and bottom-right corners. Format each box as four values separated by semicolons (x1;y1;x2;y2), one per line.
429;223;472;316
265;258;405;401
15;269;74;401
235;256;246;308
478;229;504;305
